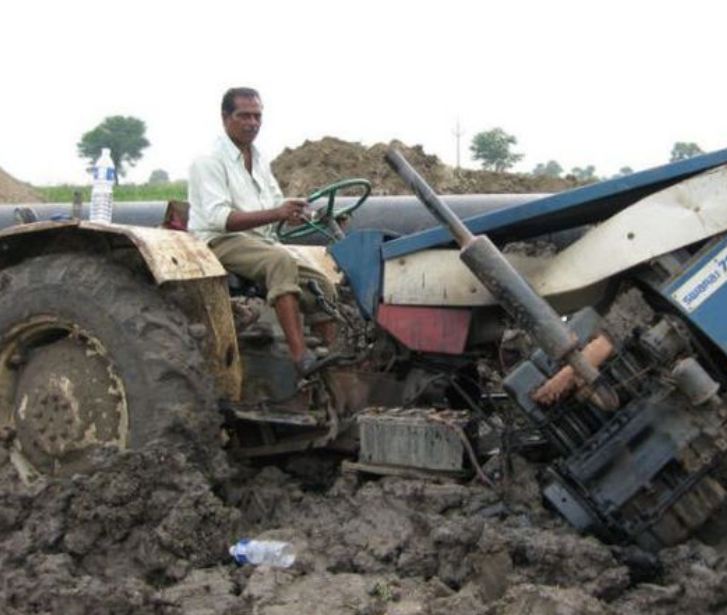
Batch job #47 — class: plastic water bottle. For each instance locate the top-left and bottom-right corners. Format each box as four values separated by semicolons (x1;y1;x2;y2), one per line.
89;148;115;223
229;539;296;568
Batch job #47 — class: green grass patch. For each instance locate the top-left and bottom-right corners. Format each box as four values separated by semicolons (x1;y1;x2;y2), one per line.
36;181;188;203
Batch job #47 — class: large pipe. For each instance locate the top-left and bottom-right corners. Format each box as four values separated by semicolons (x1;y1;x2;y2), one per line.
385;148;618;410
0;195;587;249
0;195;539;232
0;202;164;229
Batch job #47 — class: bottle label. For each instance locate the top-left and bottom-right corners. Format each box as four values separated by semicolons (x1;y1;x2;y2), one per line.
94;168;116;181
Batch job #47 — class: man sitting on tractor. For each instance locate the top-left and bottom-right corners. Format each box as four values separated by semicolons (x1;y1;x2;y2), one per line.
187;86;336;375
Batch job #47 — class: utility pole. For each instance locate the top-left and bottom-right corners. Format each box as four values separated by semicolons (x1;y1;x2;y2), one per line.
452;118;465;170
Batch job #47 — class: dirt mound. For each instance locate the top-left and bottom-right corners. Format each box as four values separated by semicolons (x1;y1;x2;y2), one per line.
0;166;42;203
2;442;726;614
272;137;579;196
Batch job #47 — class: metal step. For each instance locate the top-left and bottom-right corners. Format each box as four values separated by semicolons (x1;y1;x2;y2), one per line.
224;403;324;427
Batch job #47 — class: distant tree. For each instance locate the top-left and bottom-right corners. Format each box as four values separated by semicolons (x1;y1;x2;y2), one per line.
532;160;563;178
148;169;170;184
570;165;598;182
470;128;523;172
670;142;703;162
612;166;634;178
77;116;150;185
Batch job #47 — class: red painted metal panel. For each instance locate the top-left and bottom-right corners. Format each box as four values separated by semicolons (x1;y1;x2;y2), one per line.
377;304;471;354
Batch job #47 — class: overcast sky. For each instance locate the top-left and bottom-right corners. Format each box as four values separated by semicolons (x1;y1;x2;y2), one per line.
2;0;726;187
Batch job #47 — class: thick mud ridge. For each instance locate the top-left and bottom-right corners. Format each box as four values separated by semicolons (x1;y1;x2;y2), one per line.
2;442;727;615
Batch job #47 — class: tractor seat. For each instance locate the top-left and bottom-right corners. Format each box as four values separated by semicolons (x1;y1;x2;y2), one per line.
163;200;266;299
162;200;192;231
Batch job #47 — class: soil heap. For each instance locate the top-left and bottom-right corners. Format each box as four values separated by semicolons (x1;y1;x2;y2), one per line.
0;166;42;203
272;137;579;196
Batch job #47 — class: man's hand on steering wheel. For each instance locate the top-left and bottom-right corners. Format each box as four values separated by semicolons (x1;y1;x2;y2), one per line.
275;199;309;226
275;178;371;242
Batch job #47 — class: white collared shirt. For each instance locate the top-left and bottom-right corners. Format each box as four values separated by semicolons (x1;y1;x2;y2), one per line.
187;133;284;243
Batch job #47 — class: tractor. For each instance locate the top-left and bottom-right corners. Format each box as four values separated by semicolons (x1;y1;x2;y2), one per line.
4;147;727;551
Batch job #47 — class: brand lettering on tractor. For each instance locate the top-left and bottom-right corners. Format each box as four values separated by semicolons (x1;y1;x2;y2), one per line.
673;244;727;312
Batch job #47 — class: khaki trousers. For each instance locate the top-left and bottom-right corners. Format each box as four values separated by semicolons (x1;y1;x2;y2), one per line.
209;233;337;323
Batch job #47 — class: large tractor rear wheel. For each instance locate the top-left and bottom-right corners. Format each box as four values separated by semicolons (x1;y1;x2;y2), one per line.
0;253;216;478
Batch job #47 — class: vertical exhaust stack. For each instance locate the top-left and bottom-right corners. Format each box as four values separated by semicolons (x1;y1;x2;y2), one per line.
385;149;617;411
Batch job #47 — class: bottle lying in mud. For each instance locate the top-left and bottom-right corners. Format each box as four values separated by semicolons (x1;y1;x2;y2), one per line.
229;539;296;568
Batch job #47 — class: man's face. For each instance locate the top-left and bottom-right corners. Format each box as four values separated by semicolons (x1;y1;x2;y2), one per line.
223;95;263;147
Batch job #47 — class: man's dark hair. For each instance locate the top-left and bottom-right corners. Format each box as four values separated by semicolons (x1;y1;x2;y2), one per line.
221;87;261;115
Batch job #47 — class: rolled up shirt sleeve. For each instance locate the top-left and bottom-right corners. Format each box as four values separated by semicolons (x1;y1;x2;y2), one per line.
188;156;234;232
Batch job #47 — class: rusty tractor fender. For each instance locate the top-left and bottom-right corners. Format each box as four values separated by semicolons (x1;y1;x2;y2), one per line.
0;220;243;401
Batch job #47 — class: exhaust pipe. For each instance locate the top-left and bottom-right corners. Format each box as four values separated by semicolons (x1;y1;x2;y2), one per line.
385;148;617;411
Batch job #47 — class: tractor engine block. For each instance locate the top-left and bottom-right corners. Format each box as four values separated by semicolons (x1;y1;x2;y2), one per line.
504;308;727;550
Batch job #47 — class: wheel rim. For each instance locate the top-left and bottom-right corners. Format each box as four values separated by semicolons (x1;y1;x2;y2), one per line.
0;316;129;478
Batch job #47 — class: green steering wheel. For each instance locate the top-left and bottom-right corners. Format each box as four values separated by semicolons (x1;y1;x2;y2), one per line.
275;178;372;241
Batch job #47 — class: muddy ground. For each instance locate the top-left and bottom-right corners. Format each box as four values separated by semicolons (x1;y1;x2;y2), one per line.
3;432;727;614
